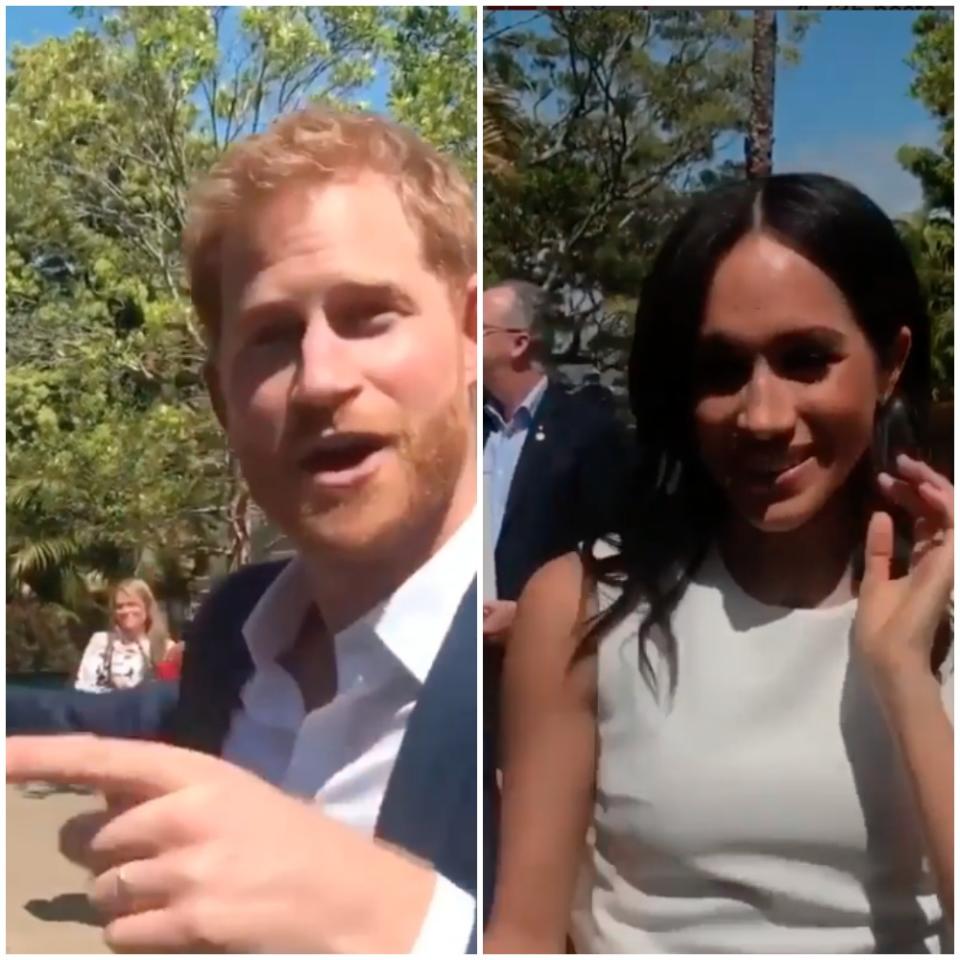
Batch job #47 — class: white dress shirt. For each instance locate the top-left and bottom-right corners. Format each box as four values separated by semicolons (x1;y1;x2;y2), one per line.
483;375;548;553
222;509;478;952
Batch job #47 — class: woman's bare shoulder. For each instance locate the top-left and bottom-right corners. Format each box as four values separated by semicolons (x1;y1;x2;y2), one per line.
509;551;597;694
518;551;592;624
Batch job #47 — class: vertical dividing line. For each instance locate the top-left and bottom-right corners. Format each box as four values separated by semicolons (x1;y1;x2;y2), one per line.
474;4;485;950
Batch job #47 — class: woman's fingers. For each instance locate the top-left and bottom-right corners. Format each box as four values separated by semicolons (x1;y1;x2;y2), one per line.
877;473;953;528
894;455;955;524
895;453;953;494
917;481;954;527
878;473;933;519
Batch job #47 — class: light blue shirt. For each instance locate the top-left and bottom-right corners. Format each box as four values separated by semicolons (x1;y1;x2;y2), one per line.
483;376;549;550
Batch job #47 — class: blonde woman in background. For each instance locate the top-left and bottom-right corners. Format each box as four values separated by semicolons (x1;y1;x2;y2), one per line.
75;579;172;693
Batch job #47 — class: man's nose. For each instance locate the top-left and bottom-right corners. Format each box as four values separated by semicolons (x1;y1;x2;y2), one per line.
291;314;362;408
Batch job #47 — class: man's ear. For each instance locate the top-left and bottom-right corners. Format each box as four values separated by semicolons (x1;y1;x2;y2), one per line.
510;331;531;362
204;358;228;431
881;325;912;402
462;274;477;388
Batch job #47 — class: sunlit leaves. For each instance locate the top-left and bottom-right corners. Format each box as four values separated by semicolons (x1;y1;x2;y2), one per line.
7;6;476;632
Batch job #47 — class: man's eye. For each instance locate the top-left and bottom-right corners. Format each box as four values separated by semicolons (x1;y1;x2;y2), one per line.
336;306;399;333
251;323;302;347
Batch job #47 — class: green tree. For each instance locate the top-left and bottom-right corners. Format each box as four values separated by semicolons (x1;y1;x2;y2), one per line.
897;10;953;401
482;81;524;175
482;13;527;175
7;6;476;666
388;6;477;175
897;11;953;214
483;9;812;381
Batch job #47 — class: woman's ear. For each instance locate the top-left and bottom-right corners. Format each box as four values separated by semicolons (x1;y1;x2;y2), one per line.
881;325;912;402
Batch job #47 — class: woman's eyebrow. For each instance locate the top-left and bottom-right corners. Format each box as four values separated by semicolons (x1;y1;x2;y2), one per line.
698;324;847;350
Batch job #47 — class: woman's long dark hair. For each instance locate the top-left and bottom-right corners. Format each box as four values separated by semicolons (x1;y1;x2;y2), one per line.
583;173;933;690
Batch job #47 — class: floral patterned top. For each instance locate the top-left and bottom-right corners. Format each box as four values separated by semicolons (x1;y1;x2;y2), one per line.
75;630;153;693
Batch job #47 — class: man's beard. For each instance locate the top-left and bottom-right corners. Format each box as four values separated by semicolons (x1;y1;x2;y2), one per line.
244;392;472;564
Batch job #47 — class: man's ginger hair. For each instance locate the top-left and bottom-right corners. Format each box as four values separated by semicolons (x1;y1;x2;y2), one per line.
182;106;476;348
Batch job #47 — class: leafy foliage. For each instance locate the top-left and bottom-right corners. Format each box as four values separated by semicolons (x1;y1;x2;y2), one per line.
388;7;477;176
7;6;476;669
897;11;953;214
482;10;812;379
897;11;954;401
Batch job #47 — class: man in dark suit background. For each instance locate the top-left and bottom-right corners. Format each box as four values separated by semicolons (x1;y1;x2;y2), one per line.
481;280;632;910
482;280;630;637
8;106;479;954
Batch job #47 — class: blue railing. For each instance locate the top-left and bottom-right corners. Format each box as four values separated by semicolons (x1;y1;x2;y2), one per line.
7;674;72;691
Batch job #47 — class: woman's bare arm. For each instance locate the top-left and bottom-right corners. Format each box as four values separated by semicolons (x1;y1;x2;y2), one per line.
485;552;598;953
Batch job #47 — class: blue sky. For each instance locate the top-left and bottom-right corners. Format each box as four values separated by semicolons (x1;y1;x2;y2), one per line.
485;8;945;215
762;9;942;215
7;7;947;214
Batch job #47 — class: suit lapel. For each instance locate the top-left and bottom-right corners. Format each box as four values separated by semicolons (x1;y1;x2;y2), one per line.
499;382;561;542
375;581;477;888
174;561;288;756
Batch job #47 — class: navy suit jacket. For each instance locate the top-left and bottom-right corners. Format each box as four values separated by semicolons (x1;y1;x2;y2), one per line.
9;563;480;951
484;381;631;602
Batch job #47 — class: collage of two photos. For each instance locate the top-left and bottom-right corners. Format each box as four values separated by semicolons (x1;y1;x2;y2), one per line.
5;4;955;955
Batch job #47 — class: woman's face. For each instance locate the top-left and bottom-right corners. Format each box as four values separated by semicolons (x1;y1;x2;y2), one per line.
692;231;907;534
114;591;148;636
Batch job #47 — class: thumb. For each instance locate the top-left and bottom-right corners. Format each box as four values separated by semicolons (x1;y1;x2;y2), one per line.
862;510;894;594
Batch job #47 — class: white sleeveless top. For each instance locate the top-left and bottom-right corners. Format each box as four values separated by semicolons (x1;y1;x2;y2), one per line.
571;547;952;953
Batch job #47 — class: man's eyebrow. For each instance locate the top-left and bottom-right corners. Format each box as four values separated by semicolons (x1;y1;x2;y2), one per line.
236;298;300;325
236;281;418;323
325;280;417;312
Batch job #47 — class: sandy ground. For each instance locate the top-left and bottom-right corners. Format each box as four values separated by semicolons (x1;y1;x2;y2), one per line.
6;783;109;954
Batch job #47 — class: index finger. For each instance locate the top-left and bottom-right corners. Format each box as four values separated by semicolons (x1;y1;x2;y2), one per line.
6;735;230;798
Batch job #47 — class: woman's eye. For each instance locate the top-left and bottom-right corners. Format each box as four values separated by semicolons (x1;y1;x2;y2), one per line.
696;354;751;395
779;347;835;381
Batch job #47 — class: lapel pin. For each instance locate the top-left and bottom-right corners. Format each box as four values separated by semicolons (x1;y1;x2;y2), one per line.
535;428;546;441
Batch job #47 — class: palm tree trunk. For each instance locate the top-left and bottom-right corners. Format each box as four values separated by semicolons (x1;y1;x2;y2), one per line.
747;10;777;179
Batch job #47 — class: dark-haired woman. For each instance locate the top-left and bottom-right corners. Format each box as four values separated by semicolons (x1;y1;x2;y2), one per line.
485;174;953;953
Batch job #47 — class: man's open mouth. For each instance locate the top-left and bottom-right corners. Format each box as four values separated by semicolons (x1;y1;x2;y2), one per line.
298;433;389;486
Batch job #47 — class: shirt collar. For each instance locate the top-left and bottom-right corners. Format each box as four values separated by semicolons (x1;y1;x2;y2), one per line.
484;376;549;432
242;560;314;670
242;508;478;684
363;507;478;682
